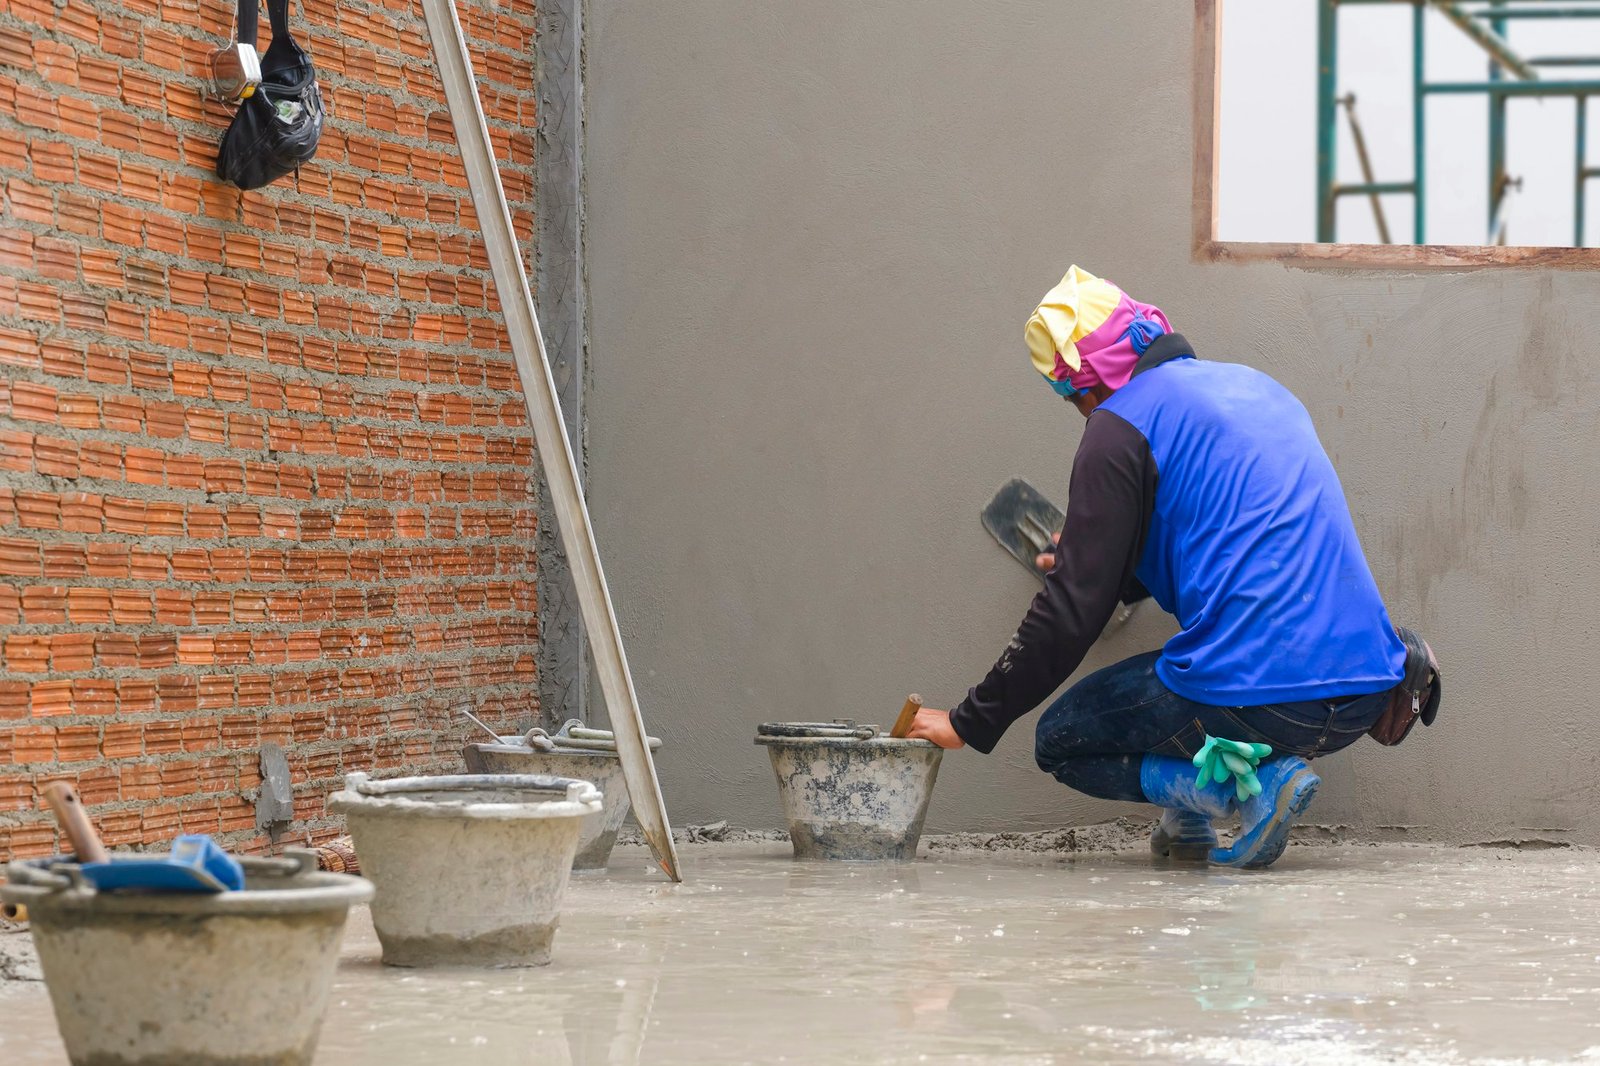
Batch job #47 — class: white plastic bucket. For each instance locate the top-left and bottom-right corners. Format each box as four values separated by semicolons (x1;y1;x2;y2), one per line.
329;772;601;967
1;850;370;1066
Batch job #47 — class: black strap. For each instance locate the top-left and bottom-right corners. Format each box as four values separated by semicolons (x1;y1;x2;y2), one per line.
267;0;291;42
237;0;291;48
236;0;258;46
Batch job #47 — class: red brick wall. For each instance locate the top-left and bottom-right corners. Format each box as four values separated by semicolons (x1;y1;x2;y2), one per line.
0;0;543;858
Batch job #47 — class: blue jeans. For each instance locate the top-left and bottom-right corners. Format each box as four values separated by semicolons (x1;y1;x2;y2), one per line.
1034;650;1390;802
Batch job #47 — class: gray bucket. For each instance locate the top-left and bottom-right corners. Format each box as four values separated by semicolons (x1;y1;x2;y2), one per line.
328;772;602;968
0;850;371;1066
755;721;944;861
463;744;631;870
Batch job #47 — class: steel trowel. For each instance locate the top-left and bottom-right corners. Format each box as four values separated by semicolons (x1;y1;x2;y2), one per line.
981;477;1141;634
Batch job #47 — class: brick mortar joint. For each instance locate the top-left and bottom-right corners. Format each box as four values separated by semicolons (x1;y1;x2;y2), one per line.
0;248;538;331
0;355;542;421
0;431;540;479
0;223;540;307
0;5;543;114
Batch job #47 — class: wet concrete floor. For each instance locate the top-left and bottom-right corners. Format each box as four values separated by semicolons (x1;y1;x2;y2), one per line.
3;841;1600;1064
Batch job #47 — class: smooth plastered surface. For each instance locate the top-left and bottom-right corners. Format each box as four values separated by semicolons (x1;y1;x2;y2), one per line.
581;0;1600;841
7;843;1600;1063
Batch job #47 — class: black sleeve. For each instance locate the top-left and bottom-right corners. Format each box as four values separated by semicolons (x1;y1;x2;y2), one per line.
949;410;1156;754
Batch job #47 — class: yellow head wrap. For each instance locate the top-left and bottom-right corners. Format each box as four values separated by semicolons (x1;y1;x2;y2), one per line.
1024;266;1124;390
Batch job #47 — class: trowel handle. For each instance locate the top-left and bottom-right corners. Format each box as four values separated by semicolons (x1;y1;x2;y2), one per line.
43;781;108;864
891;694;924;739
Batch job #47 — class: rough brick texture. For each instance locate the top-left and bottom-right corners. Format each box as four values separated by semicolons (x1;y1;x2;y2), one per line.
0;0;543;859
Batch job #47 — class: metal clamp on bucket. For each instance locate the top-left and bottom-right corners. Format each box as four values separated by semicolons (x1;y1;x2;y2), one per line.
461;717;661;871
340;771;602;809
461;712;663;754
9;848;314;897
756;719;882;741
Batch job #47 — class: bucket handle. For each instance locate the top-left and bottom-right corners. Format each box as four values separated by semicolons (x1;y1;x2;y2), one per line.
345;771;598;804
5;847;317;896
5;861;76;892
241;848;317;878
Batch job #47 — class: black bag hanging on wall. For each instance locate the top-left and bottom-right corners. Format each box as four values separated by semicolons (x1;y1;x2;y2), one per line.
216;0;324;190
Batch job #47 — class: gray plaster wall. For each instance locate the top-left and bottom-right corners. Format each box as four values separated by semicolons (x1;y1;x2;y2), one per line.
581;0;1600;843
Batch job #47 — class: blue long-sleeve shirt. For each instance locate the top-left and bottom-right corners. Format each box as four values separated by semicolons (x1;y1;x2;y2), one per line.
950;334;1405;754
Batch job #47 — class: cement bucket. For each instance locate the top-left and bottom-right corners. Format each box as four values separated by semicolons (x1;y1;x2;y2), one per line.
0;850;371;1066
329;772;602;968
755;721;944;861
463;744;631;870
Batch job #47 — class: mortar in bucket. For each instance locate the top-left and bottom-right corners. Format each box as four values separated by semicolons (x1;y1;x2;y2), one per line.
0;849;371;1066
755;720;944;860
328;772;602;967
462;719;662;871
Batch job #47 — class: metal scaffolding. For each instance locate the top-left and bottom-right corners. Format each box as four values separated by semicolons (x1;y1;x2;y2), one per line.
1318;0;1600;245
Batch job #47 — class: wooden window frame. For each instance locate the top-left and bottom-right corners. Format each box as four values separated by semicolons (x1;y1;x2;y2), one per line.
1192;0;1600;269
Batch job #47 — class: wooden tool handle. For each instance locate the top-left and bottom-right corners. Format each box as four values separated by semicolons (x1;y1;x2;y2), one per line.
890;694;924;739
43;781;108;864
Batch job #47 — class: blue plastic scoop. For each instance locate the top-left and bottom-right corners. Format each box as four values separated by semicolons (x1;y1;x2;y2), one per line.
42;781;245;893
76;836;245;893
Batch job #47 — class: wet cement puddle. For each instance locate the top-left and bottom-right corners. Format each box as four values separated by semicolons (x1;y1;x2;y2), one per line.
3;842;1599;1064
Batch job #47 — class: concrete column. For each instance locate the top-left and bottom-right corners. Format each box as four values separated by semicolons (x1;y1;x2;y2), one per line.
534;0;587;728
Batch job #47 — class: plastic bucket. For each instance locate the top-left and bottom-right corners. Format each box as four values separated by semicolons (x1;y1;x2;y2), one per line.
755;723;943;860
463;744;631;870
0;850;371;1066
328;772;601;967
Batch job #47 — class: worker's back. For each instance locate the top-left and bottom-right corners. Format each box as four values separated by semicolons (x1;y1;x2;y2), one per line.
1100;355;1405;705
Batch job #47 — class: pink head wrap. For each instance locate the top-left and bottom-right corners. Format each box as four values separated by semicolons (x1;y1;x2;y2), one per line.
1066;295;1173;393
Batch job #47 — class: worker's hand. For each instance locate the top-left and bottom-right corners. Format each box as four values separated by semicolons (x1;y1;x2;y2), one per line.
907;708;966;750
1035;531;1061;572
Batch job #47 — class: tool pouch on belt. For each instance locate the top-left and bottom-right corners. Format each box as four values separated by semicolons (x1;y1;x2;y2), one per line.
1368;626;1441;746
216;0;323;190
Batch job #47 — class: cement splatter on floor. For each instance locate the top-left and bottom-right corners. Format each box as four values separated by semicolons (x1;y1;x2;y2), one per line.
0;925;40;984
3;842;1599;1063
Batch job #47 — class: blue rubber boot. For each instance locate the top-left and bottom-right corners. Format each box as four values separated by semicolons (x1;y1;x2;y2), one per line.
1139;755;1234;861
1139;755;1237;817
1149;809;1218;862
1209;756;1320;870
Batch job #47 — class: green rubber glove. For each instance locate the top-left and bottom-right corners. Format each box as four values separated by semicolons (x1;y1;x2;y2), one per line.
1191;735;1273;803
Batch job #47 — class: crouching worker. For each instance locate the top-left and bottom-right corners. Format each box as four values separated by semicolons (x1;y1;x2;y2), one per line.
909;266;1438;869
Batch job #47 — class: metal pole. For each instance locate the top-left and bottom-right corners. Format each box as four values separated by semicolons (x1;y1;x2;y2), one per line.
1344;98;1397;243
1424;77;1600;92
416;0;683;881
1458;5;1600;17
1340;93;1395;241
1335;181;1422;195
1415;0;1428;242
1427;0;1540;78
1488;0;1510;243
1578;94;1589;244
1490;177;1520;242
1318;0;1340;242
1353;0;1600;4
